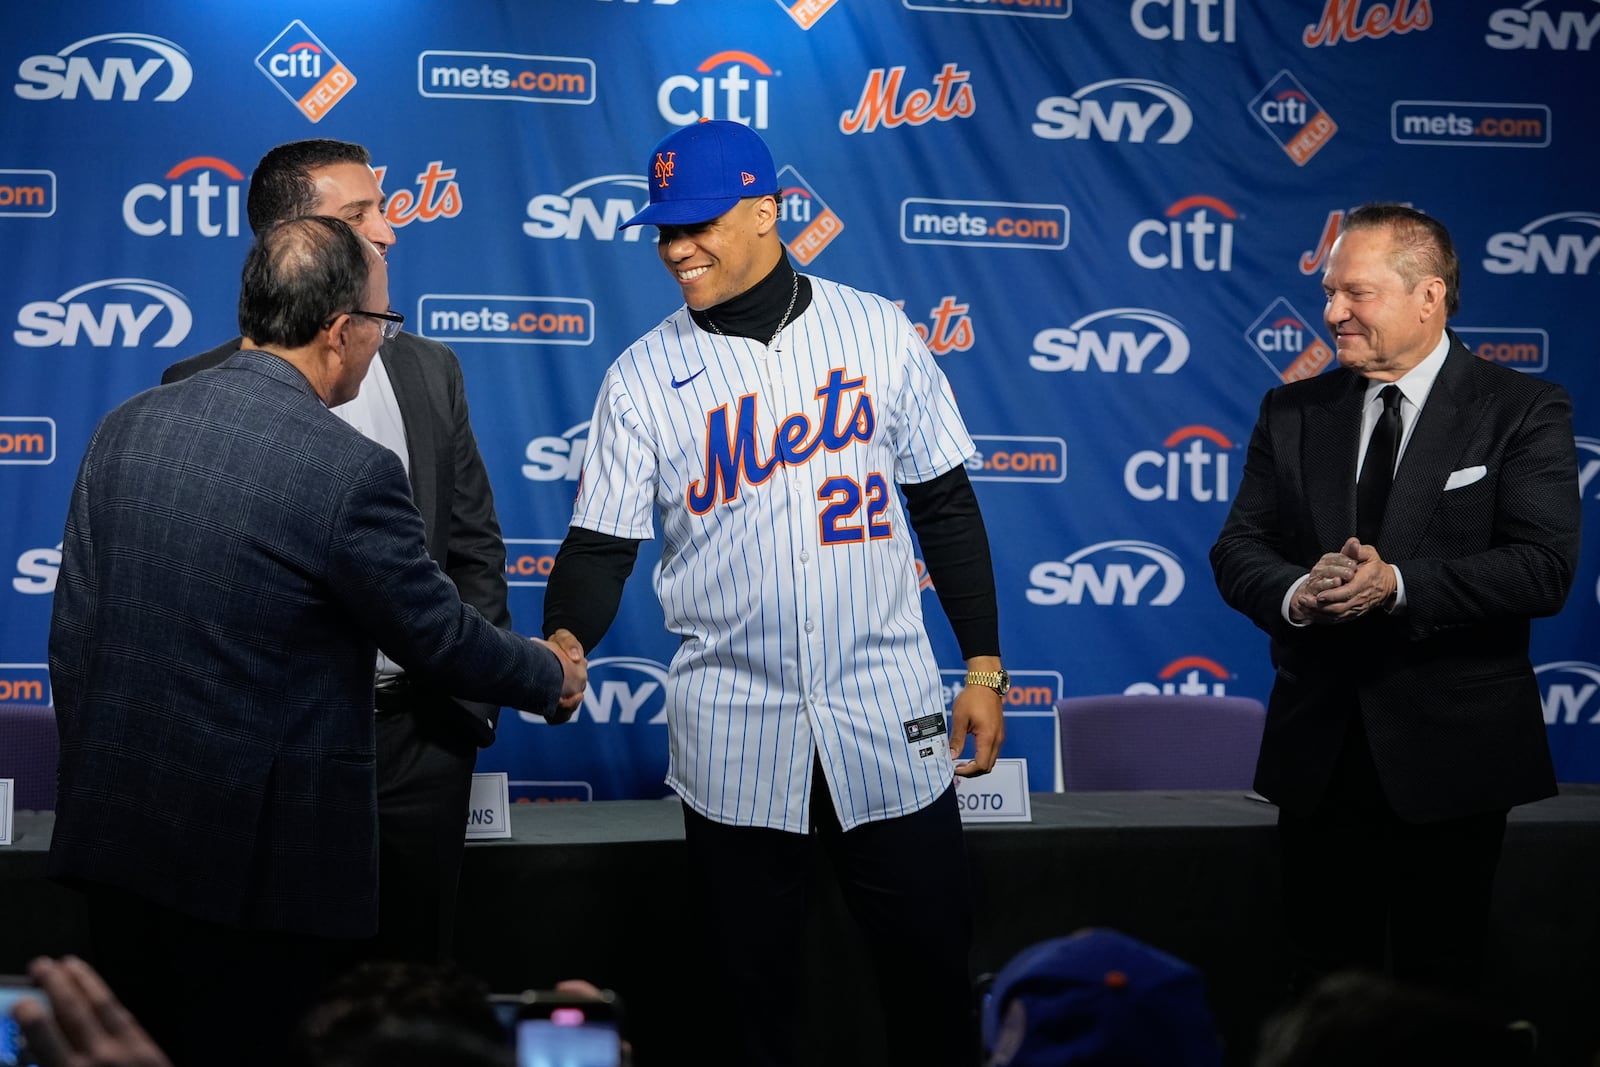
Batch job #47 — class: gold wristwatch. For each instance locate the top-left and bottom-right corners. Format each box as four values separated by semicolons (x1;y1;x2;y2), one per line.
964;669;1010;695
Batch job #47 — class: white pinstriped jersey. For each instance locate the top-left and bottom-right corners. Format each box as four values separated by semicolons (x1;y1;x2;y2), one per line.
571;275;976;833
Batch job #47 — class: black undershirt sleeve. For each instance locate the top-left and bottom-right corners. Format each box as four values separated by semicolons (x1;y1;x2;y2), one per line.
541;526;642;652
900;465;1001;661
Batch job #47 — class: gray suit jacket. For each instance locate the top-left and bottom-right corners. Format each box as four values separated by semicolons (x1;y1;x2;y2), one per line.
49;350;560;936
1211;333;1580;822
163;332;509;746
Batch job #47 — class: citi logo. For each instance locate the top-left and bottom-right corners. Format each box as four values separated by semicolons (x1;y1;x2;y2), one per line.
14;32;191;102
1538;660;1600;725
658;50;774;128
1132;0;1236;41
0;418;56;465
518;655;670;726
1033;78;1192;143
1487;0;1600;50
0;169;56;217
1124;655;1232;696
123;156;243;238
14;278;192;349
13;544;60;594
1027;539;1186;606
1030;308;1190;374
523;421;590;482
522;174;650;242
0;666;50;706
1483;211;1600;275
1124;426;1233;502
1129;195;1237;271
839;63;976;135
1575;436;1600;500
504;538;562;586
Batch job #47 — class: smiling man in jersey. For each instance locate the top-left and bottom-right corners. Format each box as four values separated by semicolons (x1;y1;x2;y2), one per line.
543;119;1006;1067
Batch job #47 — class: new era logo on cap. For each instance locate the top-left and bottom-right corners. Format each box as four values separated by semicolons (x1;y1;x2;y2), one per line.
624;120;778;228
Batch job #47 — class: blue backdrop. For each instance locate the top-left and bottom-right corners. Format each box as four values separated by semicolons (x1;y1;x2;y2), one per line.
4;0;1597;800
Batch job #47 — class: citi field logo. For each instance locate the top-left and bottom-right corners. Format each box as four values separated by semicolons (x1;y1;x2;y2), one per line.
1030;308;1190;374
1132;0;1235;40
1124;426;1234;502
1027;540;1186;606
122;157;243;238
1538;661;1600;725
777;0;841;28
371;162;463;230
14;278;191;348
1487;0;1600;49
1124;655;1233;696
1130;195;1237;271
418;295;593;346
419;50;593;103
658;51;775;128
1245;299;1334;382
903;0;1071;17
965;435;1067;483
525;655;670;726
1033;78;1192;143
0;419;56;465
777;166;844;265
940;669;1064;712
255;21;356;123
504;538;562;587
900;198;1068;250
1575;436;1600;501
839;63;976;135
0;170;56;217
0;665;51;705
1483;212;1600;275
1303;0;1431;45
902;296;975;356
1455;327;1549;373
13;543;60;593
522;174;650;242
523;421;590;483
1250;71;1337;166
14;32;191;102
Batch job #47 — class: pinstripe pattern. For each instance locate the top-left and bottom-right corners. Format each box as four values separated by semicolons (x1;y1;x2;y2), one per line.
572;276;975;832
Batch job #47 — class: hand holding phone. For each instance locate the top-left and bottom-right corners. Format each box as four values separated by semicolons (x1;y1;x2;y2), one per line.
513;989;621;1067
0;977;47;1067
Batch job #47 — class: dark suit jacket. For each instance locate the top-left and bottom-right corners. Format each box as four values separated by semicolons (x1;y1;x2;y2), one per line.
1211;333;1580;823
163;332;509;747
49;350;561;937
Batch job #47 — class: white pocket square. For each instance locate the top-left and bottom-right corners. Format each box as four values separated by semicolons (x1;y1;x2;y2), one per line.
1444;465;1487;491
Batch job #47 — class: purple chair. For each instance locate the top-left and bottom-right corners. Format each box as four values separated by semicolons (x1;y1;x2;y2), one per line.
0;702;59;811
1055;694;1266;791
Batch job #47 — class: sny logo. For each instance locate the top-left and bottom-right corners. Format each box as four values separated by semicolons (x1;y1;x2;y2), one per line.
523;421;590;482
1245;298;1333;382
1027;540;1186;606
1124;655;1232;696
14;278;191;348
255;21;356;122
1130;195;1237;271
1486;1;1599;50
1030;308;1190;374
1575;436;1600;501
14;32;191;102
13;543;61;593
1249;71;1337;166
1483;212;1600;275
516;656;670;726
1033;78;1192;143
1537;661;1600;725
123;157;243;238
658;51;774;128
523;174;651;242
1124;426;1234;502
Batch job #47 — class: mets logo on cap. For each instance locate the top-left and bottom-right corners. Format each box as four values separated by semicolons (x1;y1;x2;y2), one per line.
625;120;778;229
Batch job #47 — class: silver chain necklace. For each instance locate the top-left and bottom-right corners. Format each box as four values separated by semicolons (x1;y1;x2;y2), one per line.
705;273;800;348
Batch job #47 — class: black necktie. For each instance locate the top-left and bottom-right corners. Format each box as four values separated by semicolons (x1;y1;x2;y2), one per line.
1356;385;1403;546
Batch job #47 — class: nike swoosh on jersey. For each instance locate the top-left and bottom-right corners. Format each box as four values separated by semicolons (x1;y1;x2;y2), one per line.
671;368;707;389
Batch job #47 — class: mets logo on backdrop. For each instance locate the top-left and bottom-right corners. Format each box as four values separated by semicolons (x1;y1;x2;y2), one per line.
1249;71;1337;166
776;164;843;265
255;21;356;122
1245;298;1333;382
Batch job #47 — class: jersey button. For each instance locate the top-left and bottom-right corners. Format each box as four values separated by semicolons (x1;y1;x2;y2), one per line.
804;619;815;633
799;550;810;563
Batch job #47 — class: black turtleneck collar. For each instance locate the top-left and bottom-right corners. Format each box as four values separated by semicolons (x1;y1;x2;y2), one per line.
689;252;814;343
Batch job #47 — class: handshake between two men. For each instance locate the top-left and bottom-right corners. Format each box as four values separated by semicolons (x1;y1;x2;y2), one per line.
536;628;589;723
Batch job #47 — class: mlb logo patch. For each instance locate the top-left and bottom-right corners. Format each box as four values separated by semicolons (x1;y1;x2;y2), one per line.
1249;70;1337;166
255;21;356;123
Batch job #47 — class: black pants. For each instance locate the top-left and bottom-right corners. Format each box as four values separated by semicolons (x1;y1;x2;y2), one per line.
368;690;479;965
1278;711;1507;996
682;765;976;1067
87;886;359;1067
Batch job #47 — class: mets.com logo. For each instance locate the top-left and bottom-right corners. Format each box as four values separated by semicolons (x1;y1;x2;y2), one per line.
1126;655;1234;696
517;656;671;726
1027;539;1186;606
1391;101;1549;148
14;32;190;101
1539;661;1600;725
1483;212;1600;275
255;20;355;123
0;665;51;706
14;278;191;348
965;435;1066;483
1455;327;1548;374
0;418;56;465
417;296;592;346
504;538;561;587
940;669;1064;713
419;50;593;103
900;198;1068;250
1030;308;1190;375
0;170;55;217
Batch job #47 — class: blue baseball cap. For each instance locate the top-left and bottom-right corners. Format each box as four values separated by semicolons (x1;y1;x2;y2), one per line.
622;119;778;228
981;929;1222;1067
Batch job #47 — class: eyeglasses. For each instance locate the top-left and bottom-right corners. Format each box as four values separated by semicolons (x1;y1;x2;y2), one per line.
348;308;406;341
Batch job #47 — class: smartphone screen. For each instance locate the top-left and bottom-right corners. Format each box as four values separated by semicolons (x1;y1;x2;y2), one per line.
515;1000;620;1067
0;982;47;1067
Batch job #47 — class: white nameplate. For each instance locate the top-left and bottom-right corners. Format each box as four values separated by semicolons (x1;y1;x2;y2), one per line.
0;779;13;846
955;758;1031;823
464;771;513;840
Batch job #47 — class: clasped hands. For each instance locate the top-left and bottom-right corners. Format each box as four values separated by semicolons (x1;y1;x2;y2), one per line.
1289;536;1397;624
534;627;588;723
